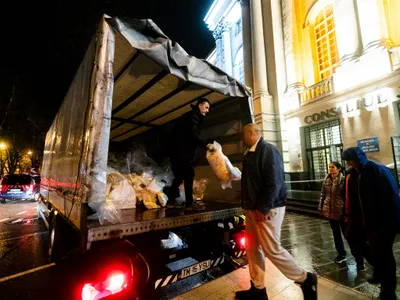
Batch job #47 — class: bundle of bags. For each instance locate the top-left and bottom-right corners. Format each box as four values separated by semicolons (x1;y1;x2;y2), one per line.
105;147;209;211
106;167;170;210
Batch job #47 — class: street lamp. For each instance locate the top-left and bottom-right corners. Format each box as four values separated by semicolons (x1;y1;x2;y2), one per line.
28;150;32;155
0;142;7;150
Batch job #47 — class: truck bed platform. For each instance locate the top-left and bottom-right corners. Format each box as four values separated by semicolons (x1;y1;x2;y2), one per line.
86;201;243;246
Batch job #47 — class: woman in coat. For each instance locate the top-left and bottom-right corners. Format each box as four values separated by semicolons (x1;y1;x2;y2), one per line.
318;161;347;263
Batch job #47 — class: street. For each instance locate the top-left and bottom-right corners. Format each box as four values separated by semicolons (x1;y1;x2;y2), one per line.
0;201;53;299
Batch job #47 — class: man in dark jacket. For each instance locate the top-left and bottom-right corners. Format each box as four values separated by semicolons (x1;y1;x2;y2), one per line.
235;124;318;300
343;147;400;300
165;98;210;211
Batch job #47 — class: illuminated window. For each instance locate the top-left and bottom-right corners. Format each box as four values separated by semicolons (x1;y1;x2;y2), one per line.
314;6;339;80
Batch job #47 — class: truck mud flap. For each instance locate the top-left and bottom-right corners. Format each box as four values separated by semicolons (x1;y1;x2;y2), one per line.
154;256;226;290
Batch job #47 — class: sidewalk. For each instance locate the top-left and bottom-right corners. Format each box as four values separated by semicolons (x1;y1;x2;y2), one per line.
172;258;371;300
172;211;398;299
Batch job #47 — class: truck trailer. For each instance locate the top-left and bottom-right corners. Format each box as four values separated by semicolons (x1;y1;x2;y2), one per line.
37;16;253;300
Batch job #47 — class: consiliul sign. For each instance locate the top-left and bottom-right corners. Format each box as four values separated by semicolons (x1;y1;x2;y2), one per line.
304;89;389;124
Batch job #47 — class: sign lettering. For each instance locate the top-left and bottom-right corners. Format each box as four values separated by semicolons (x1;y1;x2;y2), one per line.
304;89;389;124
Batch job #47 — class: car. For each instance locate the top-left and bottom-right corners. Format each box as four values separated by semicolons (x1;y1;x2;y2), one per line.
0;174;36;203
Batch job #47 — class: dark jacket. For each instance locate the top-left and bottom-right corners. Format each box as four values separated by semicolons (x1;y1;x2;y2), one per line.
171;105;206;161
241;137;287;214
342;147;400;231
318;173;345;220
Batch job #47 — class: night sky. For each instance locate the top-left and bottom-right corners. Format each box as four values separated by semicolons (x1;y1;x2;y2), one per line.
0;0;215;148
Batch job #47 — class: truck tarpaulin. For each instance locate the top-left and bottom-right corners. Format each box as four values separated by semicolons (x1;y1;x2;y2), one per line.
41;15;251;226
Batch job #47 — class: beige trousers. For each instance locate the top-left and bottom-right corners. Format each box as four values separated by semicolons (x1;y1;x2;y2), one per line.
245;207;307;289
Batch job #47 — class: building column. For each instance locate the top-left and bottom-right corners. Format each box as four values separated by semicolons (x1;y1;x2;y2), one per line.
356;0;391;52
221;21;233;76
250;0;278;144
212;30;223;70
334;0;362;63
238;0;254;90
213;20;233;75
282;0;304;111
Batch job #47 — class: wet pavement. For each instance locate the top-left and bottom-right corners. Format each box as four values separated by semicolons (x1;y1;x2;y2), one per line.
170;211;399;299
280;212;398;299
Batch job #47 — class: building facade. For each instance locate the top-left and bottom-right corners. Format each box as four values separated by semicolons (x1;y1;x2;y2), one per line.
205;0;400;180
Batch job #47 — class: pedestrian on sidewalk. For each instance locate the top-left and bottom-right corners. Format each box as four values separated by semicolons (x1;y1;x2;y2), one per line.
343;147;400;300
235;123;318;300
164;98;211;211
318;161;349;264
342;166;366;272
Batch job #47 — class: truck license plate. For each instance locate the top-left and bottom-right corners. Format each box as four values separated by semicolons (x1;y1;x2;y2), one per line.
181;260;211;279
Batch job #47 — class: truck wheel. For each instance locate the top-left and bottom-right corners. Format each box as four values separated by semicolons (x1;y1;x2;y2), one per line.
48;213;78;263
48;214;65;262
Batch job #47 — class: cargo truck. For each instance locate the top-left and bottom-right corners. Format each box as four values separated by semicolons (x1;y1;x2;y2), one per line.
37;16;253;300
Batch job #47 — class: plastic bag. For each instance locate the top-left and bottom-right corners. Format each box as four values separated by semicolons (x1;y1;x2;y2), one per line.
96;202;123;225
193;179;208;201
174;184;186;203
124;173;153;191
147;178;165;194
157;192;168;207
206;141;242;189
106;179;136;209
138;189;160;209
161;232;183;249
127;146;163;176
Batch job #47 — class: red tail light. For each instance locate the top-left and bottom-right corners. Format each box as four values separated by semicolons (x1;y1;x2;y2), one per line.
81;272;129;300
240;237;246;248
232;231;246;250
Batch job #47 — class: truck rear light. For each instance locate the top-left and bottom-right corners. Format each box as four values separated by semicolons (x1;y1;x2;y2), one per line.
232;231;246;250
81;272;129;300
240;237;246;248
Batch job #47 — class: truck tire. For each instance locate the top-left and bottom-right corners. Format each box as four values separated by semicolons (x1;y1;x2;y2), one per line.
48;213;79;263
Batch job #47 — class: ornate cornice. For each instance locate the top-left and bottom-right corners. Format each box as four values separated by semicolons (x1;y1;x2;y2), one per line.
212;19;231;40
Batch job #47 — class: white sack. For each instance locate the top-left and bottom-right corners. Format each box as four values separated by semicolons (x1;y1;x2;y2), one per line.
206;141;241;189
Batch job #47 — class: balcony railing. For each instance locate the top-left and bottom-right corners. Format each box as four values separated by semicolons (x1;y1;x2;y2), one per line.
300;76;334;105
390;46;400;71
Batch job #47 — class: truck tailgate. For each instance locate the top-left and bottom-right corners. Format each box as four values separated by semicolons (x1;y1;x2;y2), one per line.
86;202;243;246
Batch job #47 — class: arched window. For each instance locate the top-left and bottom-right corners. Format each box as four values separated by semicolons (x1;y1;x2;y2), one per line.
314;5;338;80
234;47;244;83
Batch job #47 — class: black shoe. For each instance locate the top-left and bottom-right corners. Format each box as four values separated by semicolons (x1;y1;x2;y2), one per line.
166;201;184;208
235;281;268;300
333;255;347;264
298;272;318;300
184;202;206;211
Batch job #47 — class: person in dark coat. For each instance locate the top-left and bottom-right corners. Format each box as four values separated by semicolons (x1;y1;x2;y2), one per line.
165;98;210;211
235;123;317;300
342;147;400;300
